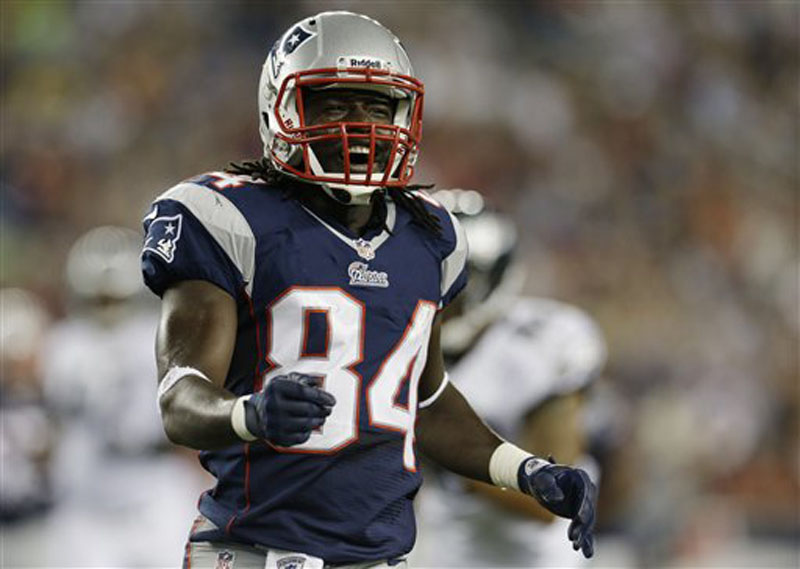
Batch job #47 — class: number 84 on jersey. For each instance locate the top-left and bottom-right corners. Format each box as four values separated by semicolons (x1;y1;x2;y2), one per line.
265;286;437;471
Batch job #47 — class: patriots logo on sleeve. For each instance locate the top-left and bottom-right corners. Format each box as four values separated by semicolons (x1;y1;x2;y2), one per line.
144;213;183;263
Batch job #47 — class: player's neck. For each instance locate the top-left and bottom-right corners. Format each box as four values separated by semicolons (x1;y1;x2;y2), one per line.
298;188;379;237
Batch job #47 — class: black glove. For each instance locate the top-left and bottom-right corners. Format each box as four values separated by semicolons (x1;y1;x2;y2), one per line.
518;456;598;558
244;372;336;447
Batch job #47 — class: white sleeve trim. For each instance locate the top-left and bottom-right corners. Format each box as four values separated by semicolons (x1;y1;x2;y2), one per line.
418;372;449;409
440;211;468;299
156;183;257;296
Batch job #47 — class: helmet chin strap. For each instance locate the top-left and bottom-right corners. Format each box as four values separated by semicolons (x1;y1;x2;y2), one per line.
320;184;379;206
322;186;354;204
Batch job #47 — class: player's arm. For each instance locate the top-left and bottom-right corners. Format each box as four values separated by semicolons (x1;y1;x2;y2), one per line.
465;392;585;522
143;188;336;451
416;313;502;482
157;279;336;451
416;314;597;558
156;280;241;450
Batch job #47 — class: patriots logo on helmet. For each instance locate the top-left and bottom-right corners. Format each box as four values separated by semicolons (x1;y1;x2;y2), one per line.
271;25;315;79
143;213;183;263
282;25;313;55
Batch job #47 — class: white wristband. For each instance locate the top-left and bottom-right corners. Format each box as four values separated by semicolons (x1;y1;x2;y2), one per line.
157;366;211;404
231;395;258;442
489;442;534;490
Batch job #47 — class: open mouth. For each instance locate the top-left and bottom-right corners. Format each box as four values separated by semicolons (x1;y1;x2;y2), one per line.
345;145;378;172
310;138;392;177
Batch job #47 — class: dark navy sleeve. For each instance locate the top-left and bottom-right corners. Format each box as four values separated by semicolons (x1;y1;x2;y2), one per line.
141;183;254;298
413;191;469;309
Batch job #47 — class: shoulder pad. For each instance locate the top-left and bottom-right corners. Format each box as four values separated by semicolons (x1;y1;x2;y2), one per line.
151;181;257;295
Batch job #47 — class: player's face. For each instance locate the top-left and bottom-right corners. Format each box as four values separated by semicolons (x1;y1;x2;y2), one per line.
302;88;395;175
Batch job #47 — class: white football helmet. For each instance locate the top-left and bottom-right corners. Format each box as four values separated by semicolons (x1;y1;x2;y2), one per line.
66;225;144;301
259;11;424;204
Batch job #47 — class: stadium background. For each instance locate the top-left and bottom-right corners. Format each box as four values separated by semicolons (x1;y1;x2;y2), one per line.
2;1;797;567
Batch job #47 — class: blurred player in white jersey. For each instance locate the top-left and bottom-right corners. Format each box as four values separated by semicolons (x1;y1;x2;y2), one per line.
0;288;54;523
9;226;209;567
414;190;607;568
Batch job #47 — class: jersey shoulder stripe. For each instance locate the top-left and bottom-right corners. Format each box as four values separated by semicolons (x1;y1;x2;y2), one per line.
155;182;257;296
408;190;469;307
440;208;468;300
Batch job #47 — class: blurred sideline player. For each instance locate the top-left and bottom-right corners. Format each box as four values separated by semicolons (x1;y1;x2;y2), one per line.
18;226;209;567
0;288;54;524
142;11;597;569
413;189;606;568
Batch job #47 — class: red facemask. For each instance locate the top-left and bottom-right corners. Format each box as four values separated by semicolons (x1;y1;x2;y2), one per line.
269;67;424;188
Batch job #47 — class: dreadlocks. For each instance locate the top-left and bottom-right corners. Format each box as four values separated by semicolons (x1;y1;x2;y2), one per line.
226;157;285;186
226;158;442;237
385;186;441;236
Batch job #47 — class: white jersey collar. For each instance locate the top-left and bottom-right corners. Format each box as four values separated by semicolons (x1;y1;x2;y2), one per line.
299;201;396;261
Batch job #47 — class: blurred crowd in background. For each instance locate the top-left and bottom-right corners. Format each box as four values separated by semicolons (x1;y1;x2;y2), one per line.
2;1;797;567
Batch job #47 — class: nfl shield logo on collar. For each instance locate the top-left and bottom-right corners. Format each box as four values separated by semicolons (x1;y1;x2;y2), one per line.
354;238;376;261
215;550;234;569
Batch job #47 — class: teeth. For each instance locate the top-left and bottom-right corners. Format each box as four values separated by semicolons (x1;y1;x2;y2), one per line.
349;146;370;155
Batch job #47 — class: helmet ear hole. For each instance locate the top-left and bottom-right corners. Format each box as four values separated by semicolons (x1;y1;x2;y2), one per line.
262;111;271;130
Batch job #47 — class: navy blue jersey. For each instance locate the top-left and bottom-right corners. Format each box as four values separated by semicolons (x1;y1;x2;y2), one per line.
141;171;467;564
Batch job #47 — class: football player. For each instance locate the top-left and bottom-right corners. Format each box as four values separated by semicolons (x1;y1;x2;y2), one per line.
413;190;607;568
142;12;597;569
33;226;206;566
0;288;53;524
0;288;57;569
